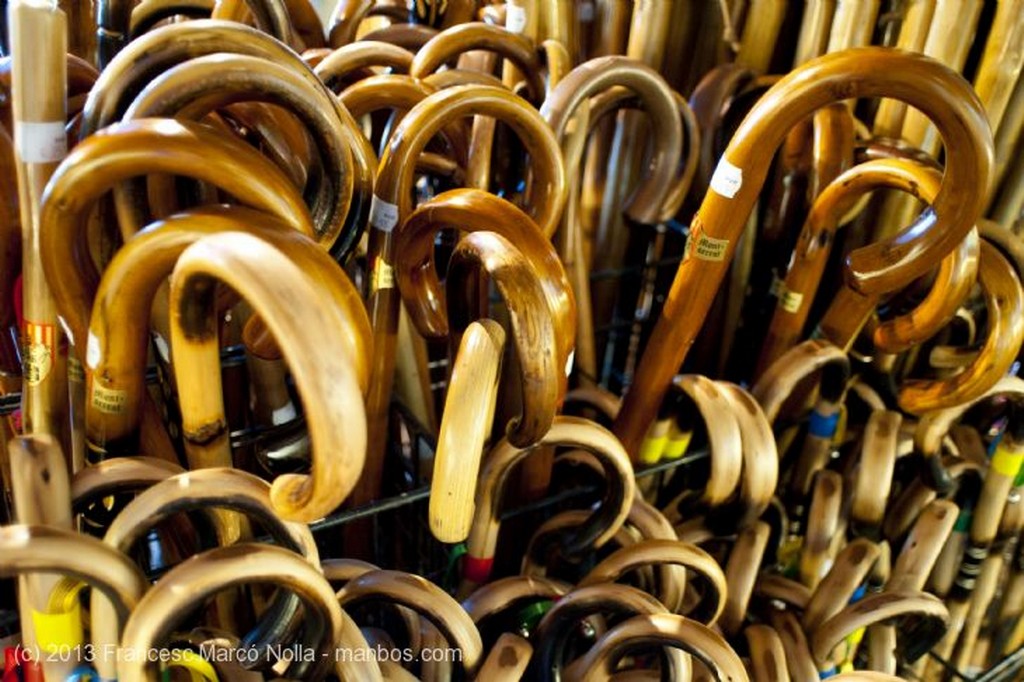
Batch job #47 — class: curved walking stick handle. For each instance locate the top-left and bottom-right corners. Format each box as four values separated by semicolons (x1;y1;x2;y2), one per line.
615;47;993;455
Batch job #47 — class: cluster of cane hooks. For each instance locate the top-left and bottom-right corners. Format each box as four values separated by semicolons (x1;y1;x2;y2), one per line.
1;0;1024;680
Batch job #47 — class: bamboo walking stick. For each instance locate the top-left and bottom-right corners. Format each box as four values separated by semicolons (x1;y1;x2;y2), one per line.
613;48;992;458
872;0;936;137
169;231;367;521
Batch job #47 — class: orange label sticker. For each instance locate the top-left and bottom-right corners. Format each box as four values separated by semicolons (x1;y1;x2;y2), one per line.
23;321;55;386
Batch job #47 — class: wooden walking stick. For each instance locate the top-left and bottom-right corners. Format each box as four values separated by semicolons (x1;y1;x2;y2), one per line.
563;613;749;682
527;584;689;682
128;0;214;38
91;467;318;662
460;416;634;593
361;83;564;510
169;231;367;521
118;52;357;258
0;524;148;682
10;0;69;444
429;319;504;544
612;48;992;459
118;543;382;682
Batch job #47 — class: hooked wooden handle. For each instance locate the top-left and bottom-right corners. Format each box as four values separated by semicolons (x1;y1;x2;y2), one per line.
461;575;571;624
314;40;413;89
529;584;681;682
564;613;749;682
579;539;727;626
129;0;215;38
430;319;505;543
85;207;370;458
338;569;485;676
615;47;993;456
898;239;1024;413
169;231;366;521
120;52;357;258
40;118;312;359
70;456;185;512
118;543;381;682
0;524;148;673
541;55;681;225
410;22;545;102
752;339;849;424
465;416;635;585
446;231;562;447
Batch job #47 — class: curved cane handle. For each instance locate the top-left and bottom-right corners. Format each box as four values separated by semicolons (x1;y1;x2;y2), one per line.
410;22;545;103
0;524;148;676
752;339;849;424
669;375;743;506
889;499;959;593
40;119;312;358
210;0;297;47
801;470;845;590
465;416;634;585
314;40;413;90
803;538;883;632
446;231;562;446
851;410;902;526
121;52;356;258
761;159;980;367
769;609;818;682
578;539;726;626
564;613;749;682
720;521;771;636
430;319;505;543
754;574;811;611
529;584;682;682
541;55;681;225
80;19;375;225
810;590;949;668
376;83;566;237
615;47;993;456
93;468;318;659
118;543;381;682
898;240;1024;413
744;625;790;682
718;382;778;525
461;575;571;625
169;232;365;521
86;207;370;457
129;0;214;38
477;633;532;681
71;456;185;512
395;188;574;351
338;569;484;676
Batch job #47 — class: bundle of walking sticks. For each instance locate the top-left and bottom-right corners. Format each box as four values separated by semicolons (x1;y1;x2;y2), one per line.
1;0;1024;680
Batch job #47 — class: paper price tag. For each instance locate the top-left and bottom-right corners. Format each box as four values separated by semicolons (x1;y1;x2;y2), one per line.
506;3;527;33
684;221;729;262
710;157;743;198
369;195;400;232
15;121;66;163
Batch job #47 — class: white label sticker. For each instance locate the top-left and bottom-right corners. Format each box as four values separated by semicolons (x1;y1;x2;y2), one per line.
710;157;743;198
506;4;528;33
86;331;101;369
272;401;298;425
578;0;595;21
369;195;400;232
15;121;66;163
153;333;171;363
